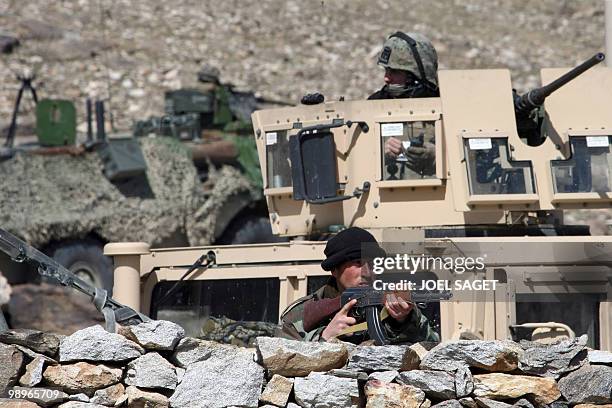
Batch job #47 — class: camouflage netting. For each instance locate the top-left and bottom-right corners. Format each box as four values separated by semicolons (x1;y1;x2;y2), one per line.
186;164;255;246
0;136;253;248
199;315;279;348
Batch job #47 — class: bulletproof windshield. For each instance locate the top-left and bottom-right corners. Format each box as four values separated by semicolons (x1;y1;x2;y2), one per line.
265;130;292;188
551;135;612;193
381;120;437;180
464;138;535;195
151;278;280;338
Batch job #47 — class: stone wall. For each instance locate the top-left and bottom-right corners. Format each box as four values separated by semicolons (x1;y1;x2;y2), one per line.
0;271;11;306
0;321;610;408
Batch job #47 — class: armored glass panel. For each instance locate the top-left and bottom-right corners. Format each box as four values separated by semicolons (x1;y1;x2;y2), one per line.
381;121;436;180
515;293;603;349
266;130;292;188
551;136;612;193
151;278;280;338
464;138;535;195
307;276;330;295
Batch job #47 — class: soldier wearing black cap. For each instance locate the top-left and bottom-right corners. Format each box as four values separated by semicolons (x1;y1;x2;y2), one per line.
279;227;439;344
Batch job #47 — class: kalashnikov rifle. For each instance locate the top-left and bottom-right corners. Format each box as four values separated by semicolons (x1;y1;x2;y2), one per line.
303;286;452;346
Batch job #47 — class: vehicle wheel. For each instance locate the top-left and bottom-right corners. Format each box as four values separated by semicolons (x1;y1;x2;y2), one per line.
218;215;287;245
49;240;114;294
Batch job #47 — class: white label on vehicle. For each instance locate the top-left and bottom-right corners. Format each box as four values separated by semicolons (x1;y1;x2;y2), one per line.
266;132;278;145
468;138;492;150
381;123;404;137
586;136;609;147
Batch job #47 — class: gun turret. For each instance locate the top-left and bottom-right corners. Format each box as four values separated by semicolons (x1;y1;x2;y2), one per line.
514;52;605;116
514;53;605;146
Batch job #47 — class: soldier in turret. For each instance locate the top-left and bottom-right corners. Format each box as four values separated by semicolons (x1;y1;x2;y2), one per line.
279;227;439;344
371;32;439;176
369;32;439;100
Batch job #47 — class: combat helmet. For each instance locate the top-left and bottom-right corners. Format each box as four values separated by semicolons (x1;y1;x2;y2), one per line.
377;32;439;89
197;64;221;84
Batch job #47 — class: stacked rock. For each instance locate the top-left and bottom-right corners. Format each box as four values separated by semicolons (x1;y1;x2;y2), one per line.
256;336;611;408
0;271;11;306
0;321;610;408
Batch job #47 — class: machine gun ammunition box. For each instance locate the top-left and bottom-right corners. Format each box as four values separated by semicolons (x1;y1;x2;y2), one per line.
164;89;214;115
36;99;77;146
98;137;147;181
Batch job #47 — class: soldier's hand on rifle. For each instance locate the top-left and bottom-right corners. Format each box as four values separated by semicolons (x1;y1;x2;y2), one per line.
384;137;403;159
321;299;357;340
406;142;436;176
384;292;414;323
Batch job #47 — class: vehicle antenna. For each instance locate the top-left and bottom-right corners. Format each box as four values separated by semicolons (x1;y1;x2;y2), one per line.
97;0;117;132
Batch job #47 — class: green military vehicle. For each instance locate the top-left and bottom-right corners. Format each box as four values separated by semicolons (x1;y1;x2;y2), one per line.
132;65;287;245
0;68;285;295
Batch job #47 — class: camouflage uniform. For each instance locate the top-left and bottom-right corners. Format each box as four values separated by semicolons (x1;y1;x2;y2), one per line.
369;32;439;100
368;84;435;100
280;277;440;344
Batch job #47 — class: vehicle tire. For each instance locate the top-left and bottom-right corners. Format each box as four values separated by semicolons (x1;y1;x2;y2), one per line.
218;215;287;245
49;240;114;294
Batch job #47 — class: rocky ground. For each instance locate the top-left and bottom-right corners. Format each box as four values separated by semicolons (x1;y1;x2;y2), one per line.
0;321;611;407
0;0;606;130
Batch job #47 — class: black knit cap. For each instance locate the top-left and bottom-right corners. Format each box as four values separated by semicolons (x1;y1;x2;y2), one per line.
321;227;386;271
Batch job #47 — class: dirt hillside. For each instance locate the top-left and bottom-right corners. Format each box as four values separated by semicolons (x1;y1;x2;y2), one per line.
0;0;605;127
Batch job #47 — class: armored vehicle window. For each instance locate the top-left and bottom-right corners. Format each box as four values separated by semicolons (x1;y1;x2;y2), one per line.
551;136;611;193
381;121;436;181
515;293;603;349
463;138;535;195
266;131;292;188
307;276;330;294
151;278;280;337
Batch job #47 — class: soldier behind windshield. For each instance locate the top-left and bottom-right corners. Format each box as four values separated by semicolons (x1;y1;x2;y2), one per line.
370;32;439;177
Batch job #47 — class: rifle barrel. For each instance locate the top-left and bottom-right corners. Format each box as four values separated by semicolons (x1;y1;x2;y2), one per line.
540;53;605;97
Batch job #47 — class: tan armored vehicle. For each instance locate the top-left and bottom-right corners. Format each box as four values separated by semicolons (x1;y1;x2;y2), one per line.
104;56;612;350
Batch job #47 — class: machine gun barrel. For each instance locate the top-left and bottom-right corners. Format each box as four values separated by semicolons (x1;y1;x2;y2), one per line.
515;52;605;116
0;228;149;331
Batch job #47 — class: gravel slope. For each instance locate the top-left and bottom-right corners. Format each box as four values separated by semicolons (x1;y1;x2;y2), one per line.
0;0;605;128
